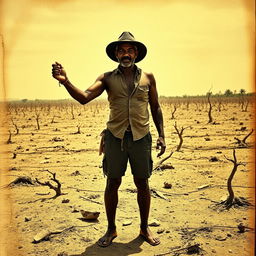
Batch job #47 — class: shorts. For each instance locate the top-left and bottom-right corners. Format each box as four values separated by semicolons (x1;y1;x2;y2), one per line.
102;129;153;179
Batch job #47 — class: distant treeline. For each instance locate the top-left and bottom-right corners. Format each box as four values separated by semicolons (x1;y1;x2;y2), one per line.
2;90;255;104
160;91;255;99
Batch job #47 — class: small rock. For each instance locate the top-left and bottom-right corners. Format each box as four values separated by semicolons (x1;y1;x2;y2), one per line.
161;164;174;170
51;137;64;142
62;199;70;203
24;217;31;222
163;182;172;189
238;223;245;233
122;220;132;226
71;207;79;213
148;220;160;227
157;228;165;234
187;244;201;254
57;252;68;256
215;235;226;241
209;156;218;162
229;249;233;253
40;160;50;164
70;171;81;176
33;229;51;243
80;210;100;220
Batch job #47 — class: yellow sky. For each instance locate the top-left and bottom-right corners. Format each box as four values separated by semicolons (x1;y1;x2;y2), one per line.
0;0;255;100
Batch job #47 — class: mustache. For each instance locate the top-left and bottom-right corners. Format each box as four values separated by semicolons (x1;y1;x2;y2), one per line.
121;56;131;61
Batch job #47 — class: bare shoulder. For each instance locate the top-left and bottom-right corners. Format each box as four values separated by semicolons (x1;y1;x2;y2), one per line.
95;72;107;82
143;71;156;86
94;71;113;88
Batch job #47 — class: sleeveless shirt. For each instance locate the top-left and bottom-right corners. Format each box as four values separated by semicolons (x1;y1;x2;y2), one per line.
105;65;150;141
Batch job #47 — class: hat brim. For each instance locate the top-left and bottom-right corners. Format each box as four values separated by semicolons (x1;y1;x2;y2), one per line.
106;41;147;63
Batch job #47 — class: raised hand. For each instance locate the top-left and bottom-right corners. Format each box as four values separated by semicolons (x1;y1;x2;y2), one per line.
52;61;68;84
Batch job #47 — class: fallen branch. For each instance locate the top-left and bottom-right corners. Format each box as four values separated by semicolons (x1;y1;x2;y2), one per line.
234;129;254;148
155;244;203;256
79;195;103;205
153;150;175;171
32;225;94;243
36;170;63;198
151;189;170;201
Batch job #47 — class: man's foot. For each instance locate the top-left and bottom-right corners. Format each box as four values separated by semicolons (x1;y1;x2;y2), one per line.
97;229;117;247
140;227;160;246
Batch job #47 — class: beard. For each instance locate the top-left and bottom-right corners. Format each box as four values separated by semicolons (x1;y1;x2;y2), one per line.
117;56;135;68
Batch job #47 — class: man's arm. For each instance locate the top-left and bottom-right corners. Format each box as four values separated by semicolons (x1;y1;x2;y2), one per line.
52;62;105;104
147;72;166;157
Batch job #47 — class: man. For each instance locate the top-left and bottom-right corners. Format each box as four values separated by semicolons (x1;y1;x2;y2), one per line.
52;31;166;247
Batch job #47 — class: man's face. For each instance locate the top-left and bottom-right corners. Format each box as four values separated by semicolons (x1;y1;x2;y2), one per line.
115;43;138;68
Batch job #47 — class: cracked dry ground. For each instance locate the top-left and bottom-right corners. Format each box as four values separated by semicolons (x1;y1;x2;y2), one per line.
1;98;255;256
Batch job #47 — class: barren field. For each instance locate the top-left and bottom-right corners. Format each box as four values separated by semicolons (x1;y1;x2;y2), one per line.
0;96;255;256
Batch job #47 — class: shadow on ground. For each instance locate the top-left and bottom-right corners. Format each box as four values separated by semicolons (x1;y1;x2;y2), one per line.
69;236;144;256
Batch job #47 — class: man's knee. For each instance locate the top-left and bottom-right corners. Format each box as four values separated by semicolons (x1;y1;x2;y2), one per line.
133;177;149;190
106;178;122;191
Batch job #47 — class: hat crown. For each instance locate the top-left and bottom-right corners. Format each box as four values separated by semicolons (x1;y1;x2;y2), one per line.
118;31;135;42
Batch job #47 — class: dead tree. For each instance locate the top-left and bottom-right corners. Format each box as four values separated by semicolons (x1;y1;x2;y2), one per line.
174;122;189;151
35;112;40;130
171;105;177;119
36;170;62;198
207;92;213;123
215;149;251;210
217;98;223;112
72;123;82;134
71;104;75;119
76;124;81;134
234;129;254;148
186;100;190;110
6;130;12;144
242;100;249;112
11;118;19;135
51;115;56;124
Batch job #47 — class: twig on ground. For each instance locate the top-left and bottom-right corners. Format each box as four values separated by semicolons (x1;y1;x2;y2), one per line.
79;195;103;205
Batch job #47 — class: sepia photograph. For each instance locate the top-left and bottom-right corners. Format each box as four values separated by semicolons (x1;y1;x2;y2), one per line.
0;0;255;255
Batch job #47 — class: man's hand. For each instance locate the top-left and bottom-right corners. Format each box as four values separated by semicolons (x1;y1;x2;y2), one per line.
52;61;68;83
156;136;166;157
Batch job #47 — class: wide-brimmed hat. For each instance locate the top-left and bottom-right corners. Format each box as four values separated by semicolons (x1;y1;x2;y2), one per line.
106;32;147;63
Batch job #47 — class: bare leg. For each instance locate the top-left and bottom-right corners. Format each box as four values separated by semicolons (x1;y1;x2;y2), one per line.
97;177;121;247
134;177;160;246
